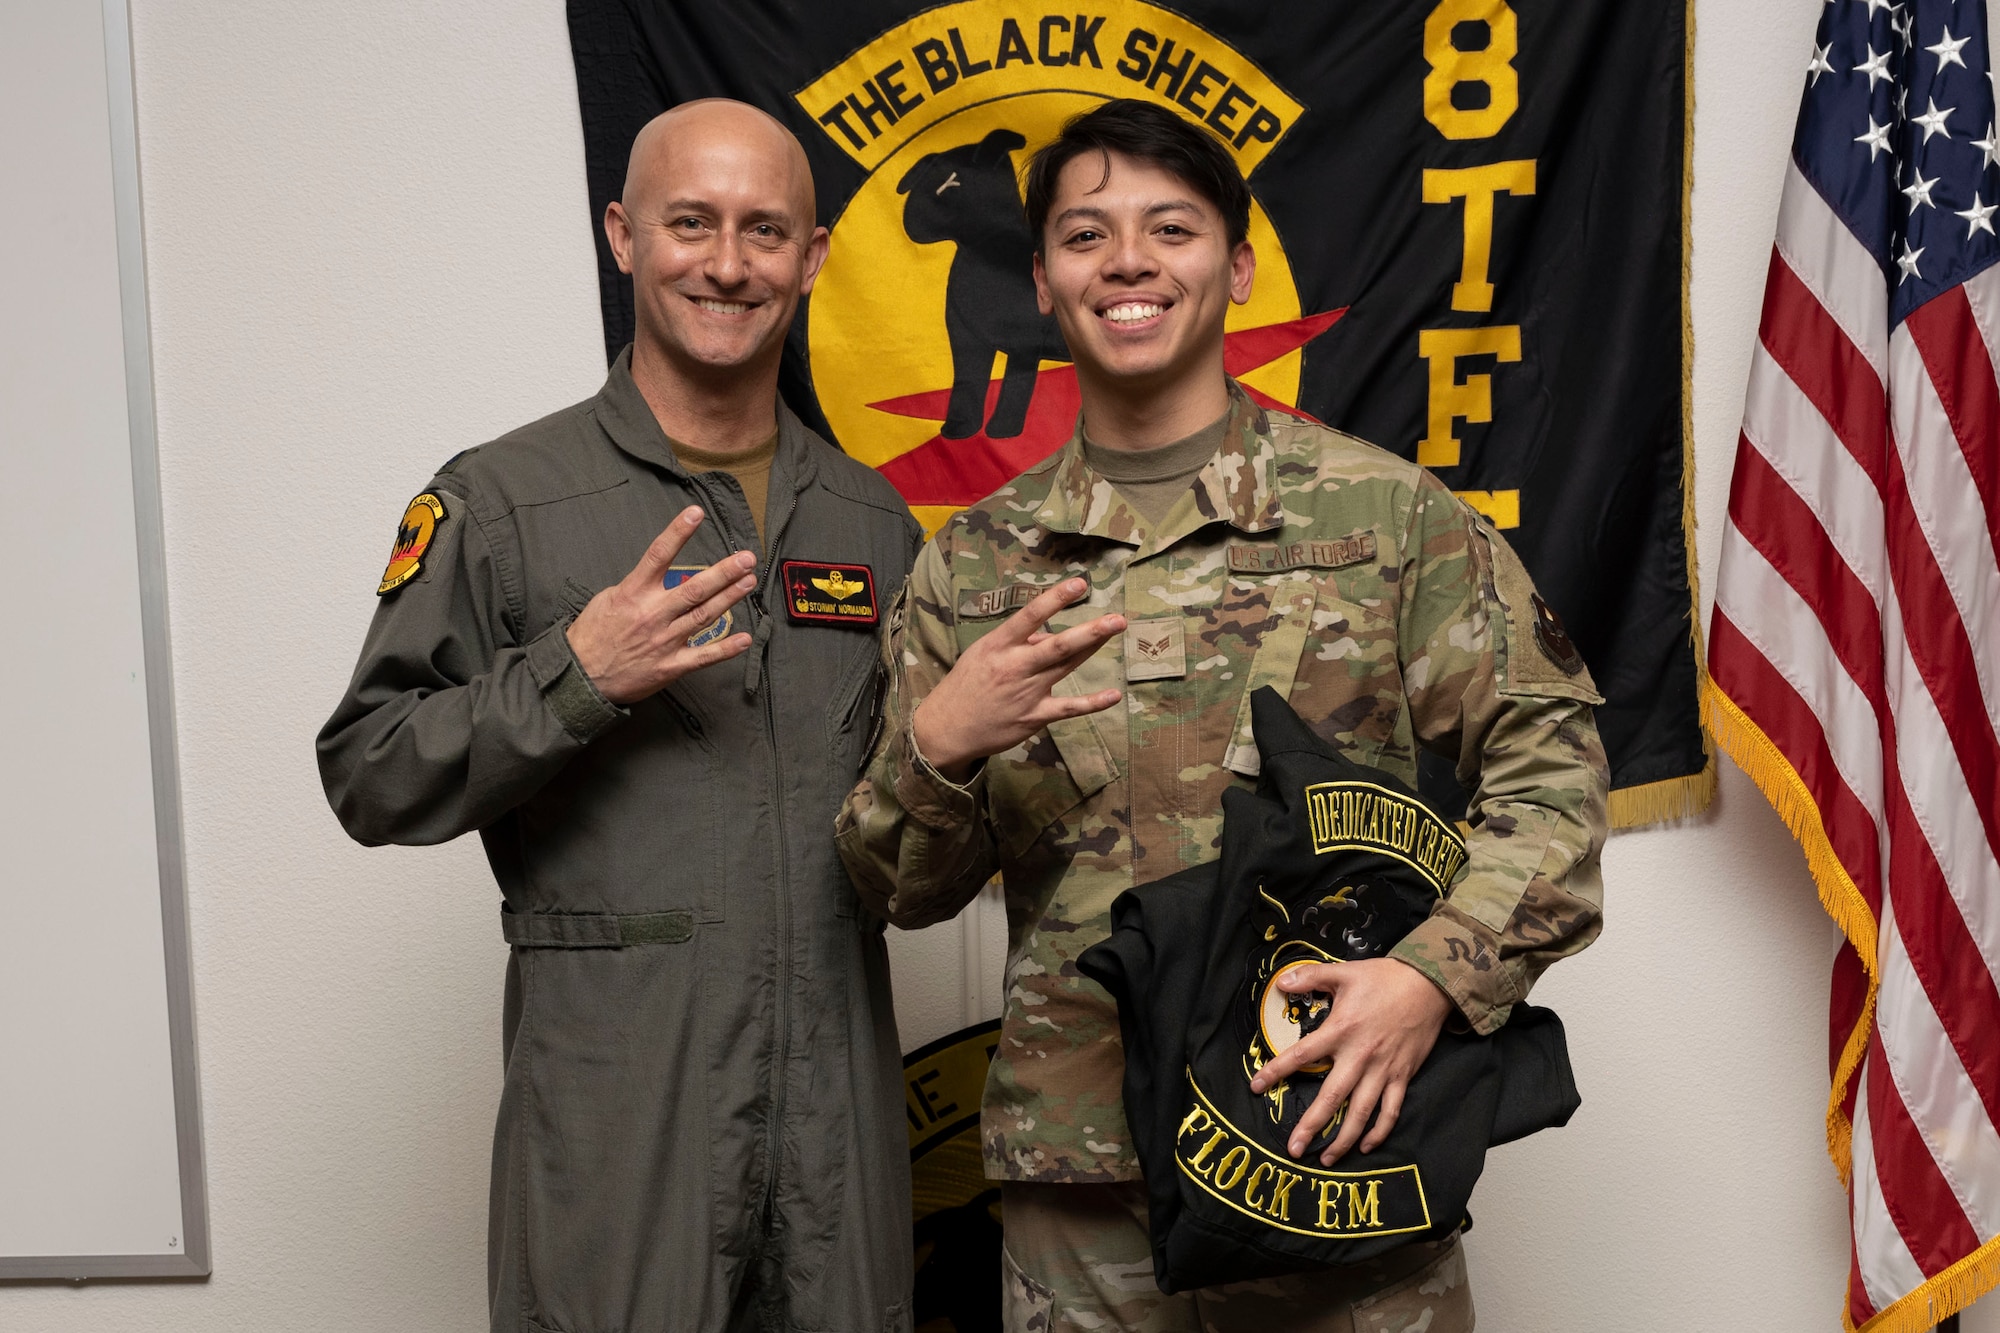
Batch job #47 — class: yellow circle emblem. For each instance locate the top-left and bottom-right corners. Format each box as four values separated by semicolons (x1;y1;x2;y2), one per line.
377;493;445;596
796;2;1342;535
1257;958;1339;1075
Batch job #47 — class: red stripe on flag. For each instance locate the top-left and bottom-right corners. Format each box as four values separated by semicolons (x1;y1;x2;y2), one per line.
1758;250;1890;487
1848;1225;1875;1327
1877;436;2000;866
1833;942;1869;1103
1866;1033;1984;1276
1724;440;1889;729
1708;611;1883;915
1882;761;2000;1126
1906;287;2000;563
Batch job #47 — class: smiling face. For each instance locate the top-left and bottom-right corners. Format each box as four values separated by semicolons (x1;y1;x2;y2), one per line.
606;103;829;384
1033;149;1254;400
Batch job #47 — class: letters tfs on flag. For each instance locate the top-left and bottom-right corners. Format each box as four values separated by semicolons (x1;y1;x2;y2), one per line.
1707;0;2000;1328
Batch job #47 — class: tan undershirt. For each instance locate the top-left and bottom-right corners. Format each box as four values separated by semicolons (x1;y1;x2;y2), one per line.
672;429;779;545
1081;411;1230;528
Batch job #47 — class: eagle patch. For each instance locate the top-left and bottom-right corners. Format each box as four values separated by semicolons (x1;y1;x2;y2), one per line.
377;493;445;595
780;560;878;627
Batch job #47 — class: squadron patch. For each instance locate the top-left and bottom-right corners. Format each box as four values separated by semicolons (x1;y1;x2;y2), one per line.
661;566;736;647
781;560;879;627
1530;593;1586;675
377;493;445;595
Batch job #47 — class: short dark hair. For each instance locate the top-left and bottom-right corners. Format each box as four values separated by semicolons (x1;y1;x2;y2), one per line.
1023;99;1251;251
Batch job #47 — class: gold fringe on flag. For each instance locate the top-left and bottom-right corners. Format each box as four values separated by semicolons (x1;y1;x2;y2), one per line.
1608;763;1717;829
1702;682;1879;1182
1848;1232;2000;1333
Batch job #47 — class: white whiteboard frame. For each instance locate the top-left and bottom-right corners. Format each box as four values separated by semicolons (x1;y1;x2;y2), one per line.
0;0;212;1281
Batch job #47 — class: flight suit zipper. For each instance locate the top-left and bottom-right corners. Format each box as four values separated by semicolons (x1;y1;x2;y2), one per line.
680;462;804;1235
752;485;802;1231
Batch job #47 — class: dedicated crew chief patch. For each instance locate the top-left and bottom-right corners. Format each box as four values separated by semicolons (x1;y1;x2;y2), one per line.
377;493;445;595
781;561;878;627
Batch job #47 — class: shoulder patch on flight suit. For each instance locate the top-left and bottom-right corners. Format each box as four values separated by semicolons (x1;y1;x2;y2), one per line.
377;492;445;595
781;560;879;627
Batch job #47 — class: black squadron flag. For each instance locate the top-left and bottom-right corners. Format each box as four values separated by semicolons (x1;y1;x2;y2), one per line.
565;0;1706;826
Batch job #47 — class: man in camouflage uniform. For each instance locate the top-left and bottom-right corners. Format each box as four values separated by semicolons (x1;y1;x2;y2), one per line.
837;100;1608;1332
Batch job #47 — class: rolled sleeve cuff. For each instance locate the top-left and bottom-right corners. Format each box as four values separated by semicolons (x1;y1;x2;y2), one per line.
893;719;985;831
526;617;626;745
1391;908;1515;1036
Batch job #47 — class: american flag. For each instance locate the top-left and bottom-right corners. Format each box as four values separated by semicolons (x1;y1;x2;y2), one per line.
1706;0;2000;1327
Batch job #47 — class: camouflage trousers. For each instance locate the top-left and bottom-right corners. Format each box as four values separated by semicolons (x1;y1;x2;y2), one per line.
1000;1183;1472;1333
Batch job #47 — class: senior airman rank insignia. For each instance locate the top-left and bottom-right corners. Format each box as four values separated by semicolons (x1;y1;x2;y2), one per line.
781;560;879;627
661;566;736;647
377;493;445;595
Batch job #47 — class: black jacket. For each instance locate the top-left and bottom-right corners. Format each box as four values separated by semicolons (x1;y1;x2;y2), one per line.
1079;687;1580;1293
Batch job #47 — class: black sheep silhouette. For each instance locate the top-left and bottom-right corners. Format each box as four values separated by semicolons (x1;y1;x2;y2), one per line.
897;129;1070;439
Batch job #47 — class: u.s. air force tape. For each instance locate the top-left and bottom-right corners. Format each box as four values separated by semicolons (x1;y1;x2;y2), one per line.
1176;1076;1430;1241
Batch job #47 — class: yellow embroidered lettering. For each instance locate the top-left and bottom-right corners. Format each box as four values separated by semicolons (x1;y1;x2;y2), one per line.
1346;1180;1382;1228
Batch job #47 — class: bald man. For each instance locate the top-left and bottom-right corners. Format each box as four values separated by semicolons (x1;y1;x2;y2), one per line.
319;101;922;1332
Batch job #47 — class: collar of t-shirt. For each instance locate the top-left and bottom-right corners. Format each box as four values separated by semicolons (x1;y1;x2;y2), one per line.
670;429;780;546
1081;410;1231;529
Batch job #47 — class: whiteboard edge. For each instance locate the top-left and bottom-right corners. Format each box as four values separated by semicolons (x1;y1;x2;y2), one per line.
3;0;223;1283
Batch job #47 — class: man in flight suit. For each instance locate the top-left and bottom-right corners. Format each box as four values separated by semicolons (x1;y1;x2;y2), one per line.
837;99;1608;1332
320;100;922;1333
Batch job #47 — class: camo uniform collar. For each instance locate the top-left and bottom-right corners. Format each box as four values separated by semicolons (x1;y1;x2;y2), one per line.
1033;379;1284;547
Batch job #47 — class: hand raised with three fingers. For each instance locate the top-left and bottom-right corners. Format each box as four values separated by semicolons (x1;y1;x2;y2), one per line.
566;506;757;706
913;578;1126;782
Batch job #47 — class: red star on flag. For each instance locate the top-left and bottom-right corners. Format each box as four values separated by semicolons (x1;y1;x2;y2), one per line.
870;309;1346;506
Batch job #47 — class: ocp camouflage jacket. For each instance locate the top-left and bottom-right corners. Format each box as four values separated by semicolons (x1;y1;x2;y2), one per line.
835;382;1609;1184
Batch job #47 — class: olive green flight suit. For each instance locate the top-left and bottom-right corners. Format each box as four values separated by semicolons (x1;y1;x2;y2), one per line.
318;351;923;1333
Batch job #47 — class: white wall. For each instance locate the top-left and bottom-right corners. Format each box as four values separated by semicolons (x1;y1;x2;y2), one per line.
4;0;1989;1327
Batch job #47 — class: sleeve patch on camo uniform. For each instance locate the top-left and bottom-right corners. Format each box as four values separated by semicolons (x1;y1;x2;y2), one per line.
781;560;879;627
377;493;445;595
661;566;736;647
1530;593;1585;675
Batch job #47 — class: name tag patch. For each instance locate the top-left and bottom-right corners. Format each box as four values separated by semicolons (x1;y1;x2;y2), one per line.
960;583;1045;619
781;560;878;627
1228;532;1377;574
